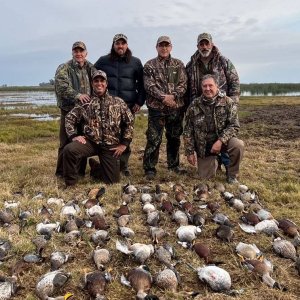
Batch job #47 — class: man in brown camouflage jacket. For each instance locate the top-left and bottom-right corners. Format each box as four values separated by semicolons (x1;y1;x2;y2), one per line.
143;36;187;180
54;41;96;178
63;70;134;186
183;74;244;184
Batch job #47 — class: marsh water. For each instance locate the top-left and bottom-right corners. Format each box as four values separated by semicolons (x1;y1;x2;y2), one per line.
1;90;300;121
0;91;58;121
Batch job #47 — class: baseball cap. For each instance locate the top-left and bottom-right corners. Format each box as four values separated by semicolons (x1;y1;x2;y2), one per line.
92;70;107;81
156;36;172;45
72;41;86;50
113;33;128;43
197;33;213;44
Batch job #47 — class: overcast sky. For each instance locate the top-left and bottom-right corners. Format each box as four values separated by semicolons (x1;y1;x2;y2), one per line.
1;0;300;85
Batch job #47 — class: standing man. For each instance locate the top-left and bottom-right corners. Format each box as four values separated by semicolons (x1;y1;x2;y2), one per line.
94;33;145;176
54;41;96;177
186;33;240;172
143;36;187;180
183;74;244;184
63;70;134;186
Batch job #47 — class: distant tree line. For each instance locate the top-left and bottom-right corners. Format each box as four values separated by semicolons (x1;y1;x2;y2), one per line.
39;79;54;87
241;83;300;95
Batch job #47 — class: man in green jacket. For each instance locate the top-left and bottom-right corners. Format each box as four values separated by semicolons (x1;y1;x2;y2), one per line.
54;41;96;177
183;74;244;184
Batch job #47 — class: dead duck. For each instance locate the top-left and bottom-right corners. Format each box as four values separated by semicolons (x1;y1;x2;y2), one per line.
113;202;130;218
143;203;156;214
140;193;153;204
212;213;232;226
228;198;245;213
116;240;154;264
83;270;111;300
193;183;210;201
189;211;206;227
272;237;297;261
0;275;18;300
216;224;234;242
255;219;279;236
206;202;220;214
32;235;49;256
192;242;213;264
0;209;14;224
91;215;110;230
240;212;260;226
36;222;60;236
174;191;187;203
63;216;78;233
123;183;138;195
64;230;81;245
121;265;158;300
172;210;189;226
191;265;232;292
87;204;105;218
0;239;12;261
155;244;176;268
149;226;169;244
91;230;110;246
117;214;131;227
147;210;160;227
117;226;135;238
214;182;225;193
161;200;174;215
238;184;249;194
236;242;262;260
255;208;274;221
35;270;72;300
39;205;53;221
155;268;178;292
278;219;299;237
176;225;201;243
23;253;44;263
50;251;73;271
154;184;168;202
93;248;111;271
242;259;281;289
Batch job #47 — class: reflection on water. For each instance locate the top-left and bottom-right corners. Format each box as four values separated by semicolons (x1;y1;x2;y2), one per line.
241;91;300;96
0;91;57;121
0;91;56;107
10;113;60;121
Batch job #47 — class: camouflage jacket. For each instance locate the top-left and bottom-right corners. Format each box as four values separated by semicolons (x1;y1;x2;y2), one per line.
143;55;187;112
55;59;96;111
65;91;134;146
186;46;240;104
183;93;240;158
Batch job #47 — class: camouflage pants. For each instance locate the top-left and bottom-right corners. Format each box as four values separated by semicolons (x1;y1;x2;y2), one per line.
143;109;184;172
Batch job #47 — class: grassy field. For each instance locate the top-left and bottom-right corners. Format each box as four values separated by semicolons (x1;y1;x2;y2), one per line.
0;97;299;299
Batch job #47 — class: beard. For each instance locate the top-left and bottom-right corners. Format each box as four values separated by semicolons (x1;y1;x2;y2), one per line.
199;48;212;58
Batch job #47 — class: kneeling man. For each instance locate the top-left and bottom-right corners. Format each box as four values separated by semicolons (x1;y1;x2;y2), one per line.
63;70;134;186
183;74;244;184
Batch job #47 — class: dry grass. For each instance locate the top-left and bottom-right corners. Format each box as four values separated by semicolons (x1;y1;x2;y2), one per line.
0;97;299;299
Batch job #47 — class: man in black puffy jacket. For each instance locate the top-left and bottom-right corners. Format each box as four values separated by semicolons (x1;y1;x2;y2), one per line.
94;33;145;176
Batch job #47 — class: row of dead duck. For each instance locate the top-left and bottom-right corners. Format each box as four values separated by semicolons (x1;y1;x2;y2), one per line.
0;182;299;299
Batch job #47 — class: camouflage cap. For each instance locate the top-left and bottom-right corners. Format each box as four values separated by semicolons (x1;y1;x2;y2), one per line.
197;33;213;44
92;70;107;81
72;41;86;50
156;36;172;45
113;33;128;43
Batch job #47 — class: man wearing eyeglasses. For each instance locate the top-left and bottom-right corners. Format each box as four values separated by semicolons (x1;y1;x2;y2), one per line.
94;33;145;177
143;36;188;180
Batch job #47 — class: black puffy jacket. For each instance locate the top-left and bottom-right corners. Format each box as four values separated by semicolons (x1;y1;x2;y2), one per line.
94;54;145;109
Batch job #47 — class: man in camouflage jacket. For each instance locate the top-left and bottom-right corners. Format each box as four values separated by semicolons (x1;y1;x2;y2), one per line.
63;70;134;186
143;36;187;179
54;41;96;177
183;74;244;183
186;33;240;104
